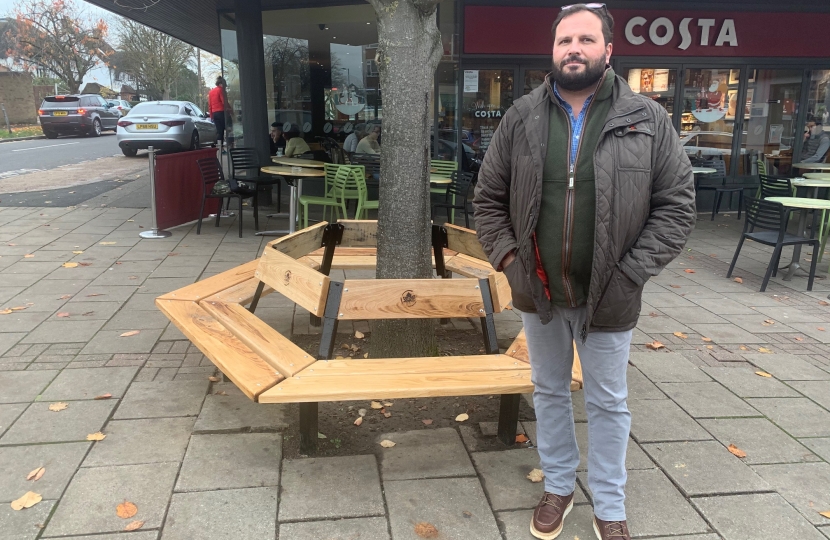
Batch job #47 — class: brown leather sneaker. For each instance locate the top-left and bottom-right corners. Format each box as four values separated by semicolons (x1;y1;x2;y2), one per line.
530;491;573;539
593;517;631;540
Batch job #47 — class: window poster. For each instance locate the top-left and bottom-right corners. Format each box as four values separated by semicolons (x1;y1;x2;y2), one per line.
628;69;642;93
653;69;670;92
463;70;479;93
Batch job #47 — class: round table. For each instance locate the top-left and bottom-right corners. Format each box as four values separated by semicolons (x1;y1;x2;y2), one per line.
692;167;717;175
804;172;830;180
792;162;830;172
258;165;326;236
430;174;451;185
272;157;326;168
792;178;830;198
765;196;830;281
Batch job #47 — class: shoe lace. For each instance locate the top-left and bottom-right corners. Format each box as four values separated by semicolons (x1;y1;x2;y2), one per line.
603;521;628;538
541;493;567;512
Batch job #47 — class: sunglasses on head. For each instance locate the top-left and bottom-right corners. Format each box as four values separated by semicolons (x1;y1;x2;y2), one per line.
561;3;607;12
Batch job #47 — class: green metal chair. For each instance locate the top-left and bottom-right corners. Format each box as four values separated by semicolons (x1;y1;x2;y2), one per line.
353;168;379;219
298;165;353;229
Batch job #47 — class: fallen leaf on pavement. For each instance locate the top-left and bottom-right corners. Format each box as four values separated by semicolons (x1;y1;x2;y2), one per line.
382;410;392;418
380;439;396;448
48;403;67;412
62;262;78;268
59;295;72;299
124;520;144;531
819;510;830;519
119;331;140;337
0;309;12;315
645;341;665;350
116;501;137;519
370;401;383;409
673;332;688;339
727;444;747;458
756;371;772;378
10;491;42;511
734;277;743;284
670;284;681;288
317;432;327;439
358;408;367;417
455;413;469;422
819;301;829;306
354;417;363;426
208;376;220;382
758;347;773;353
684;269;696;273
527;469;545;483
649;312;659;317
11;306;26;311
26;467;45;481
701;337;713;342
85;293;103;297
739;345;748;351
819;327;826;332
762;319;775;326
87;432;106;441
72;251;83;254
795;337;804;342
94;393;112;400
414;522;439;538
24;254;34;258
516;434;529;443
214;391;227;396
100;242;117;245
355;331;364;339
56;312;70;318
422;419;433;425
383;401;393;407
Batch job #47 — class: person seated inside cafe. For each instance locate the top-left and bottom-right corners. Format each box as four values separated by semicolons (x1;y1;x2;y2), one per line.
269;122;286;155
801;115;830;163
355;124;381;154
343;123;365;155
283;124;311;157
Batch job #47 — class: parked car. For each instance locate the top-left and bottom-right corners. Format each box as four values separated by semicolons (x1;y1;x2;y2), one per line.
116;101;217;157
38;94;120;139
107;99;133;116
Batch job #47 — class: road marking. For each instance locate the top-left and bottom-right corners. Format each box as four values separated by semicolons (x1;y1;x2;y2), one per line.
0;169;44;179
11;142;80;152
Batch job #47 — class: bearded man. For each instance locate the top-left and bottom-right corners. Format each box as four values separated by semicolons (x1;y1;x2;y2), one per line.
473;4;695;539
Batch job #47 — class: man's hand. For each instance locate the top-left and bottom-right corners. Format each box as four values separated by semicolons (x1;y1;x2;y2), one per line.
500;251;516;271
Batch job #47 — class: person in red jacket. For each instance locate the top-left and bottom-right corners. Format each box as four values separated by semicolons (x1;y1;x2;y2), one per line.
207;76;227;145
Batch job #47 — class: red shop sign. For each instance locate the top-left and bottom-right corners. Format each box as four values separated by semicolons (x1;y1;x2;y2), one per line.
464;6;830;58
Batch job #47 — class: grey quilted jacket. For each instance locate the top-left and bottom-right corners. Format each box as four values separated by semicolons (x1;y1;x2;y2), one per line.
473;72;696;337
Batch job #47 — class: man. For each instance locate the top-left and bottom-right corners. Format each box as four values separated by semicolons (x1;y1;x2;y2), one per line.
343;123;365;155
270;122;286;155
801;116;830;163
473;5;695;540
356;124;381;154
207;77;227;146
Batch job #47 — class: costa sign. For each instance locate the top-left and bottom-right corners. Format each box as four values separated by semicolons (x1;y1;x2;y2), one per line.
624;17;737;49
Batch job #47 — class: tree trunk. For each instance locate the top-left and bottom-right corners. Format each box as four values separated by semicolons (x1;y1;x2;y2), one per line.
367;0;443;358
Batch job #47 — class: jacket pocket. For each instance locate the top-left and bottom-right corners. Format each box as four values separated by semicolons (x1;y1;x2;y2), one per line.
592;266;643;328
503;257;535;312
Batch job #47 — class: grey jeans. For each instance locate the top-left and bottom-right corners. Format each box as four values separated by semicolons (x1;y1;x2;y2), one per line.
520;306;632;521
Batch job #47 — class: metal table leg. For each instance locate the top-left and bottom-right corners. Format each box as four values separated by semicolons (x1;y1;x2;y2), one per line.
781;208;809;281
257;177;297;237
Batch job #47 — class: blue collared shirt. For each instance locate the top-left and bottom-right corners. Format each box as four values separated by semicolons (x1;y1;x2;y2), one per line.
553;83;596;166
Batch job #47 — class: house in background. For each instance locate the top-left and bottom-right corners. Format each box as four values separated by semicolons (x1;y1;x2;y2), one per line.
79;82;118;99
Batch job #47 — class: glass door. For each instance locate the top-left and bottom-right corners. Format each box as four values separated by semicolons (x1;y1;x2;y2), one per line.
461;68;515;162
619;66;679;126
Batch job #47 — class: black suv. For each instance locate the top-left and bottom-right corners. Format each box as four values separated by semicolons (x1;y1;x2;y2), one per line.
38;94;120;139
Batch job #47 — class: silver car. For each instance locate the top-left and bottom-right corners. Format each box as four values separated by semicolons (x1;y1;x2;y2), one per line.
107;99;133;117
116;101;217;157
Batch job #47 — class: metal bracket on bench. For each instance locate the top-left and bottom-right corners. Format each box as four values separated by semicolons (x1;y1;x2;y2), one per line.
311;223;345;327
432;225;451;324
248;281;266;314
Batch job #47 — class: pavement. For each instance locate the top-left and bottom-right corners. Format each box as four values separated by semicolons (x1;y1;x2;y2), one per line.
1;176;830;539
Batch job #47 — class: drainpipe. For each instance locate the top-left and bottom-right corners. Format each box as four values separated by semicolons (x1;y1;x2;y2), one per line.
1;103;11;135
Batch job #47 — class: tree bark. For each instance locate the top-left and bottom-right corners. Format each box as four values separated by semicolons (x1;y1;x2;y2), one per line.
366;0;443;358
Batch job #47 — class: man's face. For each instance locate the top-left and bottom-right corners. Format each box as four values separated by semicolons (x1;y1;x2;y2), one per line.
808;122;823;137
551;10;613;92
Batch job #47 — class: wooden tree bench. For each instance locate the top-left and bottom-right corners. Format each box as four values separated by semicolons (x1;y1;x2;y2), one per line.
157;221;581;454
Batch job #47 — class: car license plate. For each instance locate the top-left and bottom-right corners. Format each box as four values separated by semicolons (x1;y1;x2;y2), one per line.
136;124;158;130
52;111;67;116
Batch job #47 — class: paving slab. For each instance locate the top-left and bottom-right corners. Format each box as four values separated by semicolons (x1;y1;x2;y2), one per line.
22;320;106;344
788;380;830;410
278;517;390;540
162;488;277;540
747;398;830;437
279;454;384;521
384;477;501;540
1;400;117;444
753;462;830;525
473;448;558;511
701;367;800;398
801;437;830;462
700;417;819;465
47;301;122;320
46;533;157;540
635;313;691;334
0;442;90;502
627;366;666;400
80;328;164;355
0;311;54;333
113;380;208;419
628;399;711;443
656;382;759;417
721;314;798;334
102;309;171;330
0;403;26;436
193;391;288;433
497;505;595;540
688;296;759;315
628;352;712;383
742;353;830;381
643;440;769;496
42;462;178;537
176;432;282;492
662;306;729;324
0;370;58;403
39;366;138;401
687;323;767;344
784;323;830;344
572;423;654;472
377;428;475;481
83;417;195;467
0;500;57;540
694;493;826;540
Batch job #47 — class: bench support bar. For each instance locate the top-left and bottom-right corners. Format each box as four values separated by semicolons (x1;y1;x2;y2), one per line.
311;223;344;327
299;402;318;455
248;281;265;314
432;225;451;324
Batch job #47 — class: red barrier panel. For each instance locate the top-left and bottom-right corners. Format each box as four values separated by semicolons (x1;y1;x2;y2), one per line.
153;148;221;230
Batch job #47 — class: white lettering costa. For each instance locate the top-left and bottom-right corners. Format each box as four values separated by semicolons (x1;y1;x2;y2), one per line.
625;16;738;49
474;110;503;118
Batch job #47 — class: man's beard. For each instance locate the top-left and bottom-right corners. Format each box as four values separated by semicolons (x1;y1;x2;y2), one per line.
551;54;606;91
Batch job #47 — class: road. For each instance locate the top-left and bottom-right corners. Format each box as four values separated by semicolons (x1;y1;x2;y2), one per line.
0;132;123;178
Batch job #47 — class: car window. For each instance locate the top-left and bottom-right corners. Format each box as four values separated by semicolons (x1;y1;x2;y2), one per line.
130;103;181;115
96;96;108;107
41;96;80;109
190;103;205;117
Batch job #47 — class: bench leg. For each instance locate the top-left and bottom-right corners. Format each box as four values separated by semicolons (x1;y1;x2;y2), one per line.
497;394;521;446
299;402;318;455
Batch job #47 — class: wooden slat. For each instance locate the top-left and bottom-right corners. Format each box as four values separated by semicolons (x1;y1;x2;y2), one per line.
444;253;510;313
337;278;483;320
444;223;489;262
493;271;512;312
205;278;274;305
156;299;282;400
258;369;533;403
295;354;526;377
339;220;378;247
304;255;378;270
200;300;314;378
266;221;327;258
156;260;260;302
256;248;330;317
308;247;377;257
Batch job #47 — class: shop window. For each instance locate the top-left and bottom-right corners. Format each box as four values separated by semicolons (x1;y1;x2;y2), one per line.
461;69;514;163
799;70;830;166
622;68;676;119
681;68;741;173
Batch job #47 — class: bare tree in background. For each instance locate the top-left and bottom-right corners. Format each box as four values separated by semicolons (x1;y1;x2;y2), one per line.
115;20;192;100
366;0;443;358
3;0;110;93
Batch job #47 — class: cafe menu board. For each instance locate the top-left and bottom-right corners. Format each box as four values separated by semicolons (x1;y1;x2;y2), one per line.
480;125;495;151
653;69;670;92
628;69;642;93
464;70;479;93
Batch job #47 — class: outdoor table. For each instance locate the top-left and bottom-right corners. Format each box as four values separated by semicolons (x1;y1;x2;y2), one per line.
764;196;830;280
792;163;830;172
691;167;717;175
791;178;830;199
256;165;326;236
272;157;326;168
430;174;452;185
804;172;830;180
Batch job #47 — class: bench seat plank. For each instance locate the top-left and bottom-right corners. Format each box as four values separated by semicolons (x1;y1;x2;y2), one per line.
156;260;260;302
256;248;330;317
156;299;282;400
205;278;273;306
338;278;484;320
296;354;527;376
258;369;533;403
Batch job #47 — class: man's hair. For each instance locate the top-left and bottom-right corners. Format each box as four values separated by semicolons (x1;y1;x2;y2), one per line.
270;122;282;130
807;114;823;126
551;4;614;46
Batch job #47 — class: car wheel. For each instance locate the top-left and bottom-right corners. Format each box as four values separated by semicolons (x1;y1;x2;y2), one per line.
121;147;138;157
43;130;58;139
91;119;102;137
189;130;199;151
